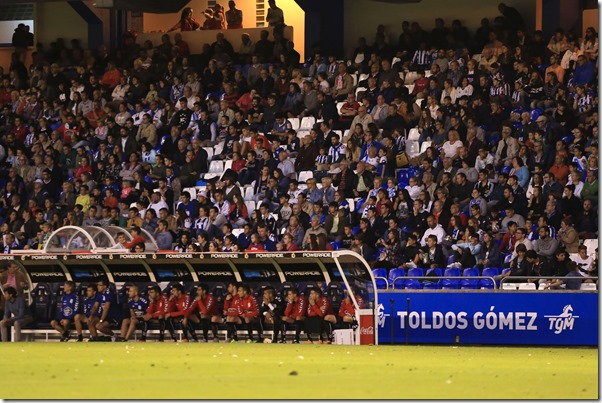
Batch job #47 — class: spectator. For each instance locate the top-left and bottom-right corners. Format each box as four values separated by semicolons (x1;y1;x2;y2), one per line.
0;286;32;342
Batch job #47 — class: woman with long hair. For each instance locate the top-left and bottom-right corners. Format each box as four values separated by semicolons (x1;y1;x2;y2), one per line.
169;7;201;32
228;193;249;229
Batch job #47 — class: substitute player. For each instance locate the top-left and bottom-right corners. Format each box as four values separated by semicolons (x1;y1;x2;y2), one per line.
50;281;79;342
116;285;149;341
74;285;100;342
142;285;169;342
282;288;307;344
338;287;365;328
236;283;259;343
306;287;337;344
89;278;121;341
166;283;197;342
224;281;241;342
186;283;222;342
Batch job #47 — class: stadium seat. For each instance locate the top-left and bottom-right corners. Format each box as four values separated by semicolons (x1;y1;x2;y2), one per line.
440;268;461;289
243;187;255;201
299;282;318;296
208;160;224;174
517;283;537;290
405;139;420;158
580;283;597;291
31;283;54;326
231;228;244;237
405;268;424;289
346;198;355;213
583;239;597;256
502;283;518;290
388;268;405;289
326;282;344;312
336;102;345;116
298;171;313;183
407;127;420;141
299;116;315;132
203;147;214;159
419;140;432;154
224;160;233;171
277;281;295;300
479;268;499;289
330;241;341;250
289;118;300;131
423;268;442;289
358;73;369;83
245;200;256;213
460;268;479;289
183;187;197;200
372;268;388;290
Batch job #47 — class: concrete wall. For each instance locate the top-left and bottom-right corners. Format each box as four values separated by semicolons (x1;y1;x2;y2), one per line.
343;0;536;56
35;2;88;48
143;0;305;59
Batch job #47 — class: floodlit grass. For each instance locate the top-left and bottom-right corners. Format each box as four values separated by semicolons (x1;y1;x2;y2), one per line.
0;343;597;399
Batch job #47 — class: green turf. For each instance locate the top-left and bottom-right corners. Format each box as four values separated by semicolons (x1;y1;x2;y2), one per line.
0;343;597;399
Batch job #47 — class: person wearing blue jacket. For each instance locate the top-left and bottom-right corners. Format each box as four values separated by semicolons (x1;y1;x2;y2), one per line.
50;281;79;342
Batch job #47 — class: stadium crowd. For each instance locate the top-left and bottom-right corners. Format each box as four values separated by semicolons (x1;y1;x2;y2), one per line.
0;2;599;288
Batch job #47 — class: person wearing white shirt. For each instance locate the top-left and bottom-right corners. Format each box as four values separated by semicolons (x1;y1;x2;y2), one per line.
131;103;146;126
441;130;463;160
404;176;421;200
475;147;495;172
148;192;169;217
420;215;446;247
111;77;129;102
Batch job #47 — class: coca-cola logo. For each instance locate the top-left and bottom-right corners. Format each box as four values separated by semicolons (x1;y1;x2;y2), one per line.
360;326;374;335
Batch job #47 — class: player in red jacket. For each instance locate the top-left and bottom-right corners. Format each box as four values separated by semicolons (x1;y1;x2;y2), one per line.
166;283;197;342
306;287;337;344
185;283;222;342
282;288;307;343
338;287;365;328
141;285;169;342
224;281;241;342
236;283;260;343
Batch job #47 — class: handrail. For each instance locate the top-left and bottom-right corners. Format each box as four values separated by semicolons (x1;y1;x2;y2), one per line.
373;275;389;290
500;276;599;289
390;276;498;290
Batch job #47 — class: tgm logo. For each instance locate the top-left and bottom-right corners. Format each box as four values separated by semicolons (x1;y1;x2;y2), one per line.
376;303;389;327
544;305;579;334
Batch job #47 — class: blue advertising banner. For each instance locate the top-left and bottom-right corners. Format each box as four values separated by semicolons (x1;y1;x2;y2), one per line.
376;291;598;346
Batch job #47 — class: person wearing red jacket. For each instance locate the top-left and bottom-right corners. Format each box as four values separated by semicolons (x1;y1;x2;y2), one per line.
224;281;241;342
166;283;197;342
306;288;337;344
185;283;222;342
282;288;307;344
236;283;259;343
337;288;365;329
141;285;169;342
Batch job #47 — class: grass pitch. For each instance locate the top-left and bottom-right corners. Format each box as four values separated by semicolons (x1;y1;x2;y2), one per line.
0;343;597;399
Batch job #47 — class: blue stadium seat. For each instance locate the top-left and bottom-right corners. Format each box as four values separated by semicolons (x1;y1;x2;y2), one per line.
31;283;54;326
405;268;423;289
330;241;341;250
480;267;499;289
423;268;442;289
460;268;480;289
325;282;344;312
372;268;388;289
388;268;405;289
447;254;455;266
440;268;461;289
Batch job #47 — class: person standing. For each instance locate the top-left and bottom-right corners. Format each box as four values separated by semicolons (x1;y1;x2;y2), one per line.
169;7;201;32
266;0;284;27
0;286;33;342
226;1;243;29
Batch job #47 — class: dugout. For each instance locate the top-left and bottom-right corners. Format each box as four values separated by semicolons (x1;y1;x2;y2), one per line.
2;250;377;344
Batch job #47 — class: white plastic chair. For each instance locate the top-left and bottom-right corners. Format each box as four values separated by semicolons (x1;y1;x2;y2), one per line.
419;140;432;154
208;160;224;174
244;187;255;201
517;283;537;290
407;127;421;141
299;116;315;132
289;118;300;131
501;283;517;290
224;160;232;171
183;187;197;200
298;171;314;183
245;200;256;213
583;239;598;256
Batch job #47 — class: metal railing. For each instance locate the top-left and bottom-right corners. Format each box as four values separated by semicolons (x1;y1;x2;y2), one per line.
374;275;498;290
500;276;599;290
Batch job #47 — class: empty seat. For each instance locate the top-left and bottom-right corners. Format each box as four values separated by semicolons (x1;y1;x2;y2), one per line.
244;200;256;213
419;140;432;154
423;268;443;289
388;268;405;289
479;268;499;289
231;228;244;237
405;139;420;158
244;187;255;201
460;268;479;289
502;283;518;290
289;118;300;131
336;102;345;116
517;283;537;290
580;283;597;291
224;160;233;171
346;198;355;213
405;268;423;289
407;127;420;141
372;268;388;290
203;147;214;159
298;171;313;183
208;160;224;174
299;116;315;132
440;268;461;289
